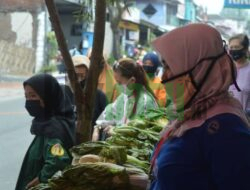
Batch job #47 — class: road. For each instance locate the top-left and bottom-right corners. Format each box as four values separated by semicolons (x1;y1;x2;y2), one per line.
0;85;33;190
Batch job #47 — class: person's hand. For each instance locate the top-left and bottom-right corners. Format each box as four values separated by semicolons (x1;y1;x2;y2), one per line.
103;125;115;136
92;127;100;141
26;177;39;189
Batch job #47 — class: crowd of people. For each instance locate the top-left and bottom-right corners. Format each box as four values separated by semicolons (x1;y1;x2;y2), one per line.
16;23;250;190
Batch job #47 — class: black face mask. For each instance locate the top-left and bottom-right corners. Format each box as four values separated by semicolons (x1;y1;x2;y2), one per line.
25;100;45;118
229;49;246;61
80;79;86;89
143;65;157;74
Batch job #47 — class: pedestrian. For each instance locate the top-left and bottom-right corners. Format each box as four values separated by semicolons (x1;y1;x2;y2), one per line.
87;48;117;103
92;58;158;141
142;52;168;107
228;34;250;119
71;55;107;127
149;24;250;190
16;74;75;190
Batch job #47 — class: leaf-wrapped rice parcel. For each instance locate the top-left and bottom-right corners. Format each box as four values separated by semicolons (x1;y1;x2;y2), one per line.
99;145;127;165
70;141;110;156
49;163;130;190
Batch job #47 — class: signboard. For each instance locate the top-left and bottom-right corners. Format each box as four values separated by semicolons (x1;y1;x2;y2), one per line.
224;0;250;8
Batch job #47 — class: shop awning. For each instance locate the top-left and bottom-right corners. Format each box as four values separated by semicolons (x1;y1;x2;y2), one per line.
119;20;139;31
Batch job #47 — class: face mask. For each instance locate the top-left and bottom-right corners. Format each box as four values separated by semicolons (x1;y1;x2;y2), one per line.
143;65;157;74
164;74;197;112
25;100;45;117
162;50;227;111
229;49;246;61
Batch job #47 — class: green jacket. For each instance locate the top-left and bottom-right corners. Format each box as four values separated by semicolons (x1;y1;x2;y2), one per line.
15;136;71;190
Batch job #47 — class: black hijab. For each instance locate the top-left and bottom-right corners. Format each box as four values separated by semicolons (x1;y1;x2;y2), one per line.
23;74;76;148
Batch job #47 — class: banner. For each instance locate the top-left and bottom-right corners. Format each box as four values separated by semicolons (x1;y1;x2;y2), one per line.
224;0;250;8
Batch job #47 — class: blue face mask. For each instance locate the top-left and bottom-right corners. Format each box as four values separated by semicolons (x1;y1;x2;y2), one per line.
25;100;45;117
143;65;157;74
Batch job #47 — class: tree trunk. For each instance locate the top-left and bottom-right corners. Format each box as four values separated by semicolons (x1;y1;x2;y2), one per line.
44;0;83;139
108;3;126;60
111;28;121;60
45;0;106;143
78;0;106;143
31;11;38;50
30;10;39;71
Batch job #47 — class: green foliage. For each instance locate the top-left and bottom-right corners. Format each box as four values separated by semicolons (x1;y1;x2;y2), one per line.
73;4;92;23
47;31;58;60
74;0;135;23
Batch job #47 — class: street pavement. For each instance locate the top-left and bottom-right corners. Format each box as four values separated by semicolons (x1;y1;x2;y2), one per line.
0;82;24;102
0;75;33;190
0;74;29;102
0;97;33;190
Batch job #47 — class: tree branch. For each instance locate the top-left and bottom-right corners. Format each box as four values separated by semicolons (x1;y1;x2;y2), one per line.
77;0;107;143
44;0;83;107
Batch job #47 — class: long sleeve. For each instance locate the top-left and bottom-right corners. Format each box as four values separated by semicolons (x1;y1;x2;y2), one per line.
39;138;71;182
203;114;250;190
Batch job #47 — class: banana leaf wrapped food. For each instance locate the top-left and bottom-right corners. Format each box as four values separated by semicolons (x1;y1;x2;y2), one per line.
106;134;150;149
71;141;127;165
70;141;109;156
99;145;127;165
70;141;109;165
49;162;148;190
34;108;173;189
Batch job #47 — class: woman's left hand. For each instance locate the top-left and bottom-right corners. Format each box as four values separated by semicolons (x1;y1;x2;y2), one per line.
26;177;40;189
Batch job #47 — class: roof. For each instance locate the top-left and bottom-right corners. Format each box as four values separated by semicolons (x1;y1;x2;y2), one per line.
0;0;44;12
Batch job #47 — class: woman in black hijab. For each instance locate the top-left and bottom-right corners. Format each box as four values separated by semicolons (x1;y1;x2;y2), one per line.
16;74;75;190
